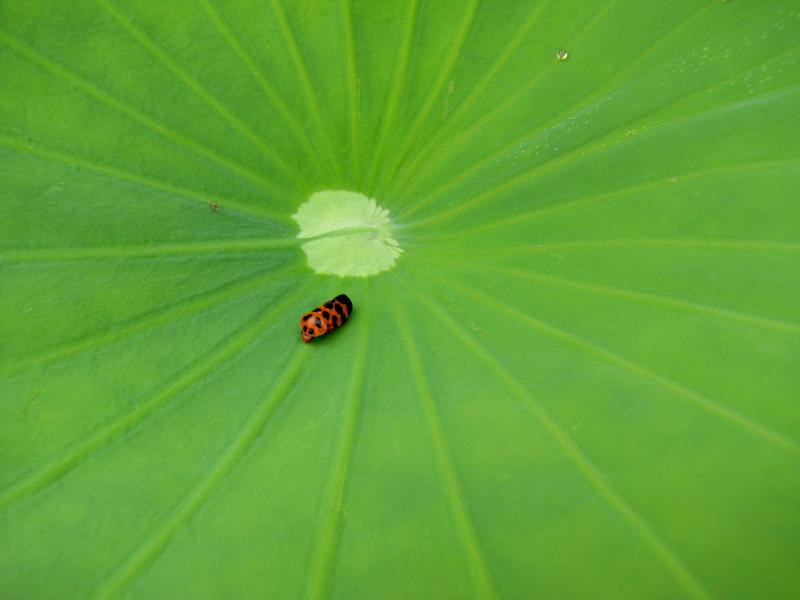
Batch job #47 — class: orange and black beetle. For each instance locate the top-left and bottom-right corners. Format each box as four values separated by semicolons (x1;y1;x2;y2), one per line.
300;294;353;343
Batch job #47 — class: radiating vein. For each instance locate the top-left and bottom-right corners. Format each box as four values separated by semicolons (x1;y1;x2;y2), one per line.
0;282;311;513
441;263;800;337
404;71;800;226
544;238;800;253
97;0;307;189
341;0;360;181
0;28;289;202
303;305;370;600
0;134;291;225
95;348;309;599
0;266;300;379
410;158;800;237
393;0;617;208
198;0;330;180
404;36;800;222
0;238;300;264
377;0;481;192
268;0;344;183
438;278;798;453
398;0;550;177
400;280;713;600
460;238;800;257
392;288;499;600
396;0;709;202
365;0;419;192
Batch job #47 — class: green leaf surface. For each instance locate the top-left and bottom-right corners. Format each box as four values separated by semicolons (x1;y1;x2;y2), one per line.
1;0;799;598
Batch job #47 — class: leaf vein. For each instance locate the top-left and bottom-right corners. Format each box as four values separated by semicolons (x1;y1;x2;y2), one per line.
198;0;330;181
341;0;361;181
365;0;419;193
268;0;344;183
0;267;300;380
456;263;800;337
378;0;481;192
96;348;309;598
445;279;798;452
392;288;499;600
403;280;714;600
0;281;310;513
0;28;289;201
396;0;707;203
97;0;307;189
403;66;800;225
408;158;800;236
303;308;370;600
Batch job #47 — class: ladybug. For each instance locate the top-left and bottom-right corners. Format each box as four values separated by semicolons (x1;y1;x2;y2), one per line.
300;294;353;343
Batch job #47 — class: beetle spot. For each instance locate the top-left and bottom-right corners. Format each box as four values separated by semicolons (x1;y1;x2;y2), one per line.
337;294;353;313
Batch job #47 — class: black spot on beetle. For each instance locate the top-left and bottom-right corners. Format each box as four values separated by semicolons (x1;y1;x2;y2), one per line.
315;317;322;328
333;303;345;318
336;294;353;313
322;310;330;319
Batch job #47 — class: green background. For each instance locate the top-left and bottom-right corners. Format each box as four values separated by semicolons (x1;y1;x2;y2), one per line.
1;0;799;598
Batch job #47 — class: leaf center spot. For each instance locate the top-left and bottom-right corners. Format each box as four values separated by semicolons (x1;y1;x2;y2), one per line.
292;190;403;277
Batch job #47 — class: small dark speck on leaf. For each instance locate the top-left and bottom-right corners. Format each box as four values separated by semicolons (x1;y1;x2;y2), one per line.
21;394;39;417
